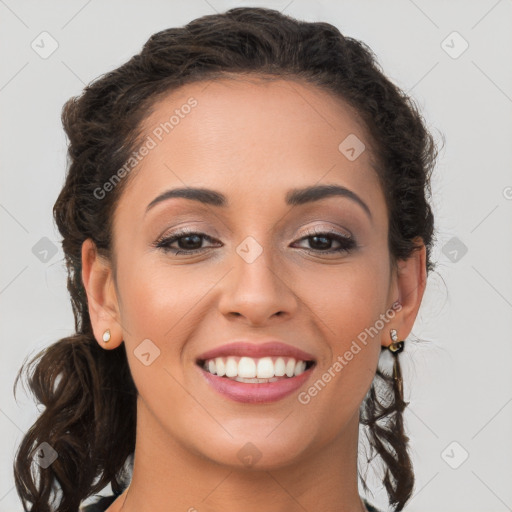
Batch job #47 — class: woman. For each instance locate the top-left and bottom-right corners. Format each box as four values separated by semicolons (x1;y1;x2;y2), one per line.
13;7;438;512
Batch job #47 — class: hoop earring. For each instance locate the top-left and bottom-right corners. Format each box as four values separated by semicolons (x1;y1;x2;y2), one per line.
102;329;111;344
389;328;404;401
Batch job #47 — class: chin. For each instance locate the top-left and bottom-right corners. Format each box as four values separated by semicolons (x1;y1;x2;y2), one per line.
190;426;311;471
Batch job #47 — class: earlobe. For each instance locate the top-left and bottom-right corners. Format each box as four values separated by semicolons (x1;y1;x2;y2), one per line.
384;239;427;349
81;238;123;349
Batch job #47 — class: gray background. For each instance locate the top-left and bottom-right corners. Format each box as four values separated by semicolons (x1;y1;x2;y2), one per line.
1;1;511;511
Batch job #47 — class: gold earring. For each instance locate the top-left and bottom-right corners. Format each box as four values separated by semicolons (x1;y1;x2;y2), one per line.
389;328;404;401
102;329;111;344
388;328;404;354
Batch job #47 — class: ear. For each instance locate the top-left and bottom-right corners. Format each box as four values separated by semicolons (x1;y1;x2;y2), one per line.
384;238;427;348
81;238;123;350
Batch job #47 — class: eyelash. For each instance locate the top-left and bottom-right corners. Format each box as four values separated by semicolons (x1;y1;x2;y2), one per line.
153;227;357;256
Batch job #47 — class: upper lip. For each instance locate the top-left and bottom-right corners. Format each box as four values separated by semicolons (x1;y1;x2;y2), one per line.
196;341;316;363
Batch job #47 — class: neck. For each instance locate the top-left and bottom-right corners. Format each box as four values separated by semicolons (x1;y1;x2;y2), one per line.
112;400;369;512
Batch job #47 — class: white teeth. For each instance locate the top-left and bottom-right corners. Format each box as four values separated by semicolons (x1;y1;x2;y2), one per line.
225;358;238;378
215;357;225;377
274;357;286;376
285;358;296;377
238;357;256;378
294;360;306;376
256;357;274;379
201;356;311;379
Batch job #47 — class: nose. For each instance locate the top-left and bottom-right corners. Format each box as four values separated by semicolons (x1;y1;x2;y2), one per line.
217;241;298;326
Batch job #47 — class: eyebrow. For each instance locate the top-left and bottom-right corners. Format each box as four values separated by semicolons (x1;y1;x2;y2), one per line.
145;184;372;220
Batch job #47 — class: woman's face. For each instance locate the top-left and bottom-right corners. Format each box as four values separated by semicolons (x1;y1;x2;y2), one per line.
86;77;421;470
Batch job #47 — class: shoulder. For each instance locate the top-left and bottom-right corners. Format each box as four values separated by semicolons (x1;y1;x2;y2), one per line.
79;495;118;512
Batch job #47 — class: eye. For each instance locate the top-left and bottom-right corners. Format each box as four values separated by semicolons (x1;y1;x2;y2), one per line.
291;228;356;254
153;230;221;255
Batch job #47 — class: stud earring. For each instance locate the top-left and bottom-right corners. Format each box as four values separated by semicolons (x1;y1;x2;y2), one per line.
102;329;111;344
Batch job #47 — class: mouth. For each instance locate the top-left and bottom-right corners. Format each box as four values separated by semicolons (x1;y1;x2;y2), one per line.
195;355;317;403
197;355;316;382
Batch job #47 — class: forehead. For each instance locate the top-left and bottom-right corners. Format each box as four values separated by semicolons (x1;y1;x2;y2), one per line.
139;76;373;165
114;76;384;223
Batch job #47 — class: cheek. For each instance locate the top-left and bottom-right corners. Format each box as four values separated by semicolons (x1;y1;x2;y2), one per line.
294;255;390;407
298;255;391;340
115;261;201;408
116;255;199;339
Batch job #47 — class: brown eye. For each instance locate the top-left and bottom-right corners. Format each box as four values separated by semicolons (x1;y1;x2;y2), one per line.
154;231;221;255
292;230;356;254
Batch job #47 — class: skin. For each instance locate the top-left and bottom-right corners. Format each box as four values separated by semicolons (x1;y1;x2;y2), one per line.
81;77;426;512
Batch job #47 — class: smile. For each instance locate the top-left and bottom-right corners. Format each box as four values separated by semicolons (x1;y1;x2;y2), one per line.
199;355;314;380
196;356;316;403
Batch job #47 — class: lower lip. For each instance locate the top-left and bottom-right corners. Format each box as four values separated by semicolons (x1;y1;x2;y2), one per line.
197;365;315;404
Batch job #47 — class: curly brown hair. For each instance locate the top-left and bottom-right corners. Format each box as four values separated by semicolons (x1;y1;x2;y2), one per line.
13;7;439;512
